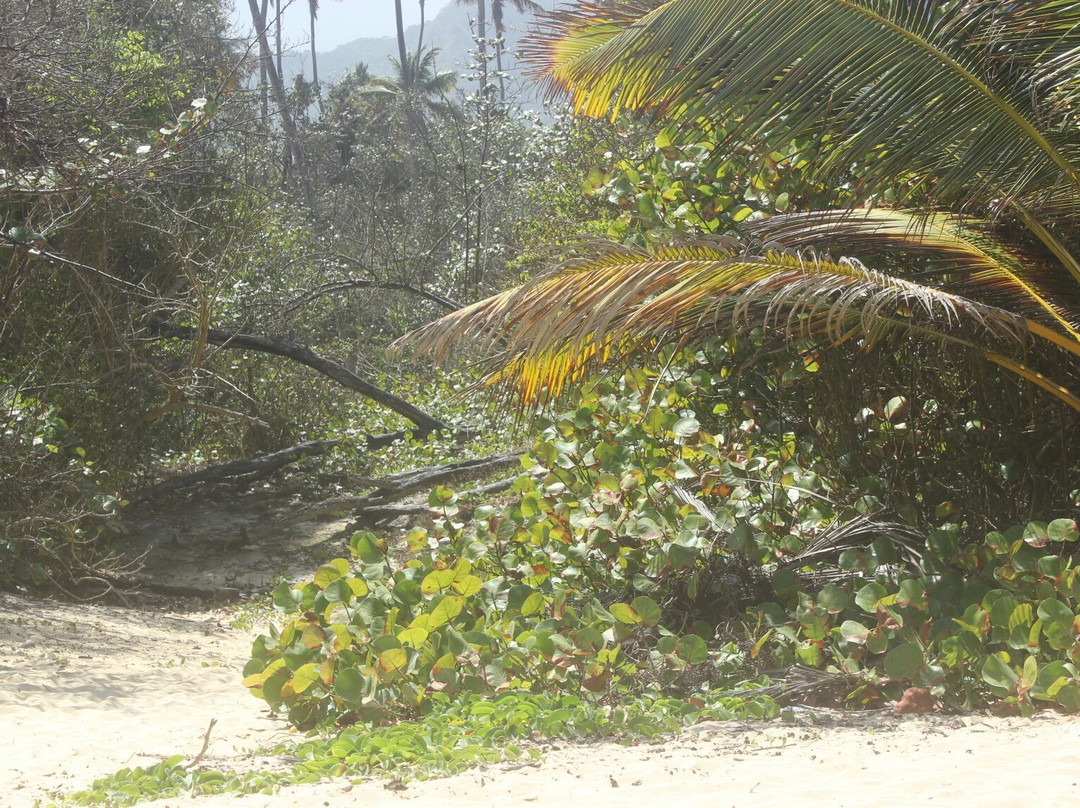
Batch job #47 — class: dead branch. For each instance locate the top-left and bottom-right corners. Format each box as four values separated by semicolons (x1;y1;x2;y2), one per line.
266;451;523;532
146;319;468;439
353;474;517;524
283;278;462;317
134;439;341;501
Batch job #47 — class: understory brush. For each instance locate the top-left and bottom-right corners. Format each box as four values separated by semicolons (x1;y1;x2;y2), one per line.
245;347;1080;727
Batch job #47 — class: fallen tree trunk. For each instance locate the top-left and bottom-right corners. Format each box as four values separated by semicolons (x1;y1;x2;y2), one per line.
352;475;517;525
134;439;341;501
266;451;523;533
351;451;523;506
147;320;466;438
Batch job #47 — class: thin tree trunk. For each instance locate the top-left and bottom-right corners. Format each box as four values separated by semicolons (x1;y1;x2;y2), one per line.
476;0;488;94
259;0;270;118
417;0;426;54
247;0;315;210
274;0;283;79
494;38;505;103
309;2;323;114
492;0;505;103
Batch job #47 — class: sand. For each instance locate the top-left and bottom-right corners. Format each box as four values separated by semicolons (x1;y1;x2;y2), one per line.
3;590;1080;808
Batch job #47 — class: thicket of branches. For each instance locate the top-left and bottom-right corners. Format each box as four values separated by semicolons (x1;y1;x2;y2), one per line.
0;0;617;592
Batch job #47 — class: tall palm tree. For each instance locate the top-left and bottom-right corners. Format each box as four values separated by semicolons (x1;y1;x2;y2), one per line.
398;0;1080;414
307;0;323;113
489;0;541;102
393;0;409;72
359;46;458;121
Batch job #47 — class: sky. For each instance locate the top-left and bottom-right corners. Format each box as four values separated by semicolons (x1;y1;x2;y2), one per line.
230;0;457;53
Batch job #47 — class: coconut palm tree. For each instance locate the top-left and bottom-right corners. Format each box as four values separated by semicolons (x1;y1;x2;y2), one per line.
307;0;323;113
398;0;1080;415
359;46;458;124
490;0;542;102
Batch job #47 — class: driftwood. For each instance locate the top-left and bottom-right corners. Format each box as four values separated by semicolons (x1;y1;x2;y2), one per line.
147;320;471;441
352;474;518;525
352;451;523;506
135;439;341;501
267;451;523;533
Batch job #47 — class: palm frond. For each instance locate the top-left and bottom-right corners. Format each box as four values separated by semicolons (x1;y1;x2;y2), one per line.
748;209;1080;341
523;0;1080;211
393;241;1080;411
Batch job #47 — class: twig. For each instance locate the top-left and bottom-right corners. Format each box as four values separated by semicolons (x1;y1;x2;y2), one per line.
185;718;217;769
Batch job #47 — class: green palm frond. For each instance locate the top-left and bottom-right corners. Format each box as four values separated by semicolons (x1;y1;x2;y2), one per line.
394;242;1080;410
748;209;1080;341
523;0;1080;211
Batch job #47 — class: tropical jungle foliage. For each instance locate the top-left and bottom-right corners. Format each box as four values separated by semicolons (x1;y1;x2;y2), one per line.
385;0;1080;714
7;1;1080;802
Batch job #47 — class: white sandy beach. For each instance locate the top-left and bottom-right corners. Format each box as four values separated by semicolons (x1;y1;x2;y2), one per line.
3;592;1079;808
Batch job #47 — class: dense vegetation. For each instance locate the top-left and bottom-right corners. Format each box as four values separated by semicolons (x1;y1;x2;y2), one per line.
6;0;1080;801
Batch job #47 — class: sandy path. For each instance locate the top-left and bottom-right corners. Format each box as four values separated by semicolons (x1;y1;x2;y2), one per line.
1;594;292;808
3;592;1079;808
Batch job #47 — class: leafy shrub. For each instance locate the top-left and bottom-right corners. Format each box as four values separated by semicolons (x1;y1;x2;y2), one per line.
0;388;126;592
242;510;753;727
243;359;777;727
757;518;1080;713
247;349;1080;726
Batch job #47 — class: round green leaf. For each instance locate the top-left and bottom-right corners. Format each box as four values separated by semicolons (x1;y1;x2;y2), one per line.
672;416;700;439
334;667;368;706
1048;518;1079;543
426;595;465;627
981;653;1019;696
452;574;482;597
289;662;321;694
631;596;662;628
421;569;456;595
884;642;924;680
675;634;708;664
378;648;409;677
520;592;547;617
855;582;888;613
817;584;849;614
840;620;870;644
609;602;642;625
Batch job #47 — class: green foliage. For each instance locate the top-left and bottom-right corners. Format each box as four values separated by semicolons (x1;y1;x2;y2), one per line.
759;519;1080;713
0;388;125;592
243;491;754;727
59;689;775;806
586;119;842;248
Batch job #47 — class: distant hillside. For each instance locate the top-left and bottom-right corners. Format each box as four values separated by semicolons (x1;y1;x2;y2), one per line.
284;3;547;106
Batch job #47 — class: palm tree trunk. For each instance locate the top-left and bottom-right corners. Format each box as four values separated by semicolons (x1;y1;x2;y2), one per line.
394;0;408;73
494;39;505;103
476;0;488;94
417;0;426;54
259;0;270;118
492;0;505;103
274;0;283;80
309;0;323;114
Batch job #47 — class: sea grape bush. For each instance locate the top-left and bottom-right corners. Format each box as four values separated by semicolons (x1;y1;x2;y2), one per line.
242;507;763;727
757;518;1080;713
247;348;1080;726
243;357;783;727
